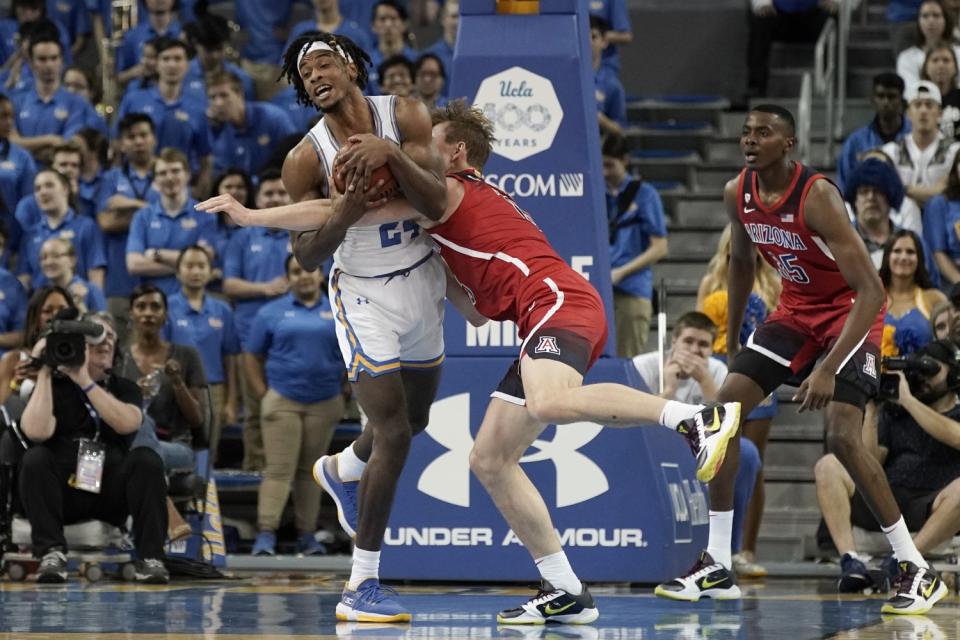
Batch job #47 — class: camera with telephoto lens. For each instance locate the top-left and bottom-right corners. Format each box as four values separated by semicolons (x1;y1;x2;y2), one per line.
39;309;106;368
878;354;943;401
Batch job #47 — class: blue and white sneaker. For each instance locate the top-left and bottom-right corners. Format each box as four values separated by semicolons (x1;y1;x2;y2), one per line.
296;531;328;556
336;578;411;623
313;455;359;539
252;531;276;556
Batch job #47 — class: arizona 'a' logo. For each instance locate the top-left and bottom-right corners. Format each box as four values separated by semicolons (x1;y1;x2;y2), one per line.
535;336;560;355
863;353;877;379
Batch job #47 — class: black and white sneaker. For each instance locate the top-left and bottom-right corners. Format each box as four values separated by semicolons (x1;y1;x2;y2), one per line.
497;581;599;625
654;551;742;601
881;561;947;615
135;558;170;584
676;402;741;483
36;549;68;583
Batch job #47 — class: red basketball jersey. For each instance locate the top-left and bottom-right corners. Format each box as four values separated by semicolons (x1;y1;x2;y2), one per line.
737;162;882;335
426;170;604;340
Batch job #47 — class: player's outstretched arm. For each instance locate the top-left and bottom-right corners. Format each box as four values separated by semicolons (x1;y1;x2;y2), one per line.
795;179;885;411
336;98;447;220
441;258;487;327
723;176;756;360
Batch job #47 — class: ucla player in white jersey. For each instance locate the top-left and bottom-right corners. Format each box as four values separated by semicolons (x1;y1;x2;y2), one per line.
199;32;447;622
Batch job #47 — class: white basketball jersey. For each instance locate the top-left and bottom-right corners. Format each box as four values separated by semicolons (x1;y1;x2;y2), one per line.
306;95;434;277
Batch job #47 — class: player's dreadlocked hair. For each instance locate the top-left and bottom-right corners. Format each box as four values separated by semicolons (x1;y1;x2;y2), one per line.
279;31;372;108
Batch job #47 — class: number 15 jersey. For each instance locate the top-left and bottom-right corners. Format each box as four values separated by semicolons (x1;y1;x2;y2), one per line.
736;161;884;338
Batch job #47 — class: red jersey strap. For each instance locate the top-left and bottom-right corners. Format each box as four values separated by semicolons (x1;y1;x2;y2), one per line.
735;168;747;213
447;168;483;183
796;173;834;231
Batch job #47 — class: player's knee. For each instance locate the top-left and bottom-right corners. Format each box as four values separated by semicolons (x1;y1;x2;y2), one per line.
814;453;842;484
824;429;858;461
407;408;430;435
936;484;960;514
469;443;504;484
524;391;565;425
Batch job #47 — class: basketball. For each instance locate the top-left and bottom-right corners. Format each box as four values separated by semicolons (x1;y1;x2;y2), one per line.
333;148;402;203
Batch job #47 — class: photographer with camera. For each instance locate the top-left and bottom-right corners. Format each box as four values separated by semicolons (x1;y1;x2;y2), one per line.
17;310;169;583
815;339;960;592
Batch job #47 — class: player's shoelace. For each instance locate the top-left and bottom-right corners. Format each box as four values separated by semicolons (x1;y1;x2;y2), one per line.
891;565;925;599
142;559;165;570
680;554;717;582
356;581;401;604
525;587;563;607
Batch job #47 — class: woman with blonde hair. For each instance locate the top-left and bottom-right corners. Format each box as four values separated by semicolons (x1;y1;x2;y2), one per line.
696;223;782;578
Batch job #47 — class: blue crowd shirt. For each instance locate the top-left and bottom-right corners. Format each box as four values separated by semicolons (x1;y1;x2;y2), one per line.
595;65;626;127
268;85;319;133
115;18;183;72
245;293;343;404
17;209;107;285
47;0;91;44
185;59;256;103
0;65;33;98
223;226;290;342
12;87;90;139
66;274;107;312
233;0;297;64
164;292;241;385
589;0;630;73
125;197;218;296
887;0;924;21
924;195;960;270
15;188;97;232
211;102;297;176
96;164;160;298
606;177;667;300
0;140;35;257
0;267;26;355
117;86;212;173
836;117;911;192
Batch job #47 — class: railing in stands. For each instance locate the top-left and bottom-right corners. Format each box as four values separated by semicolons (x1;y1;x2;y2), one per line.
835;0;853;143
100;0;138;117
797;72;813;165
814;16;837;165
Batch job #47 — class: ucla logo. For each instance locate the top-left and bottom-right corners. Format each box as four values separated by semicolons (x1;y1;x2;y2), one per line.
418;393;609;508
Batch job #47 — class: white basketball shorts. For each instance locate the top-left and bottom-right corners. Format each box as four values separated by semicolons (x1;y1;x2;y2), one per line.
329;253;445;381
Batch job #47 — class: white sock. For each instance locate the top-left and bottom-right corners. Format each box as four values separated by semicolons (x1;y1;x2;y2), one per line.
882;516;927;568
659;400;705;431
707;510;733;570
846;550;868;562
338;444;367;483
535;551;582;595
348;547;380;589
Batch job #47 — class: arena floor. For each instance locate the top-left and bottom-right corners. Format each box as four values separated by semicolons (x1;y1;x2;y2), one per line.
0;576;956;639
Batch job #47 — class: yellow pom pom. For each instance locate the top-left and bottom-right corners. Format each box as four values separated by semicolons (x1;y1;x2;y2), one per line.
702;291;728;354
881;324;898;358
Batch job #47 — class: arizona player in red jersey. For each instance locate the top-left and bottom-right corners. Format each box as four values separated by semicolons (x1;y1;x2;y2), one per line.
654;105;947;615
195;99;741;624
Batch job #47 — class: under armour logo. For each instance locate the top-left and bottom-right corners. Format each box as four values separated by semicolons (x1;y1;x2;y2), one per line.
418;394;609;507
356;297;369;305
534;336;560;355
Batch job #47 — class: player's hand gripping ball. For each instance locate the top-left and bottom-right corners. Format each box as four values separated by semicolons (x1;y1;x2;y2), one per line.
333;140;401;203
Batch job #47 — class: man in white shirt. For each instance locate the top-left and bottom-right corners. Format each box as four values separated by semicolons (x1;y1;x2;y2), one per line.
882;81;960;208
632;312;727;404
632;311;764;576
